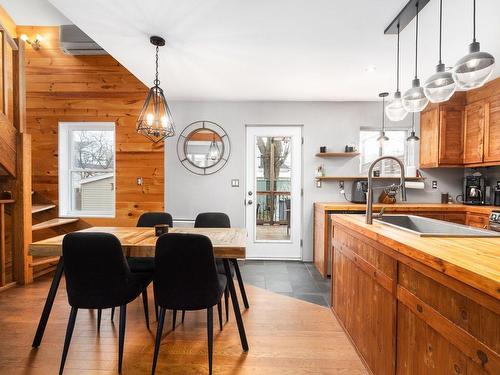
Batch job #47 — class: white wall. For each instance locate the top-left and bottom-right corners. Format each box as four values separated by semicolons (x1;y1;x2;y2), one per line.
165;101;464;261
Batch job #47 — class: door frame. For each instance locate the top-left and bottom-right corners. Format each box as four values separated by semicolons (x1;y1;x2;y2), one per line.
244;124;304;260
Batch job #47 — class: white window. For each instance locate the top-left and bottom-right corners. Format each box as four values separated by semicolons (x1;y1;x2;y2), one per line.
59;122;115;218
359;128;414;175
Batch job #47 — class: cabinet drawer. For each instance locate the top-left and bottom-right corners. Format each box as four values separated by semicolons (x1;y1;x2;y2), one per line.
466;213;489;228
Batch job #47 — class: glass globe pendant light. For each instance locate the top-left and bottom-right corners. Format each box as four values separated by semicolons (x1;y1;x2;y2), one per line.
377;92;390;146
452;0;495;90
208;133;221;161
423;0;456;103
385;23;408;122
402;2;429;113
136;36;175;143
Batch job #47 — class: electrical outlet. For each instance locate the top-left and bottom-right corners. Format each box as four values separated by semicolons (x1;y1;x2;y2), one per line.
432;180;438;189
231;179;239;187
136;177;143;186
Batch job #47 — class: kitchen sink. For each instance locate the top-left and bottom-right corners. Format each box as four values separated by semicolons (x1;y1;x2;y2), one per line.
375;215;500;237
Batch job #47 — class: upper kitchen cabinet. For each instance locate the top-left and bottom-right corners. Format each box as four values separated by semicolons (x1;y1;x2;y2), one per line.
463;100;485;164
419;78;500;168
483;94;500;163
419;93;465;168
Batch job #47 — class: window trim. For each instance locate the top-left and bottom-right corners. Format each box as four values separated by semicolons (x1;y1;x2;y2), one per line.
58;122;116;218
359;127;413;175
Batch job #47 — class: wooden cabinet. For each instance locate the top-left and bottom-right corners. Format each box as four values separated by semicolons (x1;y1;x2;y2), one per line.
483;94;500;163
464;101;485;164
332;223;500;375
419;101;465;168
313;205;328;277
333;228;397;375
466;212;489;228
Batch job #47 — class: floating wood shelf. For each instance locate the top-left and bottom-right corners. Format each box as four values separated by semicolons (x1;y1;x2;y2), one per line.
30;256;60;268
315;152;360;157
32;217;78;231
316;176;425;181
32;204;56;214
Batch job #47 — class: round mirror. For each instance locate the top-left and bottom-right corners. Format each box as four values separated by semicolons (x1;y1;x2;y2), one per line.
184;128;224;168
177;121;231;175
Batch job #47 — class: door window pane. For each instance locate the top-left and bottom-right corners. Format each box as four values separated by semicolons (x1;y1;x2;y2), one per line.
255;136;292;241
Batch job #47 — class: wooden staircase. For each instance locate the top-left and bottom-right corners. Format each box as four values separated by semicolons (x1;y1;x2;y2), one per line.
30;192;79;279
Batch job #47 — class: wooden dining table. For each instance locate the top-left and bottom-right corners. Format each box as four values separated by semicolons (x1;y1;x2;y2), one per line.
29;226;249;352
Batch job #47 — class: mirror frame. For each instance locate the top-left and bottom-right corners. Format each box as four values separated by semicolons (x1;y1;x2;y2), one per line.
176;121;231;175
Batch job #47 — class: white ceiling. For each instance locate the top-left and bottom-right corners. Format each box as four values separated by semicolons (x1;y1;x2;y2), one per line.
3;0;500;101
1;0;70;25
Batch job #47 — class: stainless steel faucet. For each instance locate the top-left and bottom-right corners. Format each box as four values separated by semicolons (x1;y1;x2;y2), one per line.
366;156;407;224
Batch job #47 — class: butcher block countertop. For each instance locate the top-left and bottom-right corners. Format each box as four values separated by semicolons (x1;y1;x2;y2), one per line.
331;214;500;300
315;202;497;215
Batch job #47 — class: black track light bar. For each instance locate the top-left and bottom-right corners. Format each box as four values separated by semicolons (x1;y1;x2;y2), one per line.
384;0;431;35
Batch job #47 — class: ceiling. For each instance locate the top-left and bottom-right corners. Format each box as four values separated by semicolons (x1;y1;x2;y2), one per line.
2;0;500;101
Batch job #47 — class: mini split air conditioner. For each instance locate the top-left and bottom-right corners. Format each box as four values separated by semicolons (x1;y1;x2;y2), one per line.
59;25;108;55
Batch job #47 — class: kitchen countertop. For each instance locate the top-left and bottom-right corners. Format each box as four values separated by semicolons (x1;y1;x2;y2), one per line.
315;202;497;215
331;214;500;300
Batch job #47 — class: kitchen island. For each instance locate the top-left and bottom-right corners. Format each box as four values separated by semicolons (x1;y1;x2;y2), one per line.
314;202;497;277
331;214;500;375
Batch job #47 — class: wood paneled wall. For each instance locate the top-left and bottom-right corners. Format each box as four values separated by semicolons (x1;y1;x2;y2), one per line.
18;26;164;226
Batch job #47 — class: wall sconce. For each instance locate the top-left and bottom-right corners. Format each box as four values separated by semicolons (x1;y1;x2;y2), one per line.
20;34;44;50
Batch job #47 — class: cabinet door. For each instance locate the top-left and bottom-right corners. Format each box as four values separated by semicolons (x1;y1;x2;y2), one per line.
466;213;489;229
419;107;439;168
439;106;464;165
483;94;500;163
464;102;485;164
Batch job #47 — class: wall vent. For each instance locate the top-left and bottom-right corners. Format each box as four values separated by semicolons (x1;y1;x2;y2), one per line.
59;25;108;55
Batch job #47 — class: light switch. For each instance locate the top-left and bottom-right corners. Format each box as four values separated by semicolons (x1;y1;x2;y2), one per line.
231;179;239;187
137;177;143;186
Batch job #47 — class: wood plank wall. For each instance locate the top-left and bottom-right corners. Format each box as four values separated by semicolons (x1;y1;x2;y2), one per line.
18;26;165;227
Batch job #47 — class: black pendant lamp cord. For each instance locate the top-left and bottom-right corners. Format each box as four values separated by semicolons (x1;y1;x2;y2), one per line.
472;0;476;42
438;0;443;64
396;23;400;91
414;1;419;79
154;45;160;87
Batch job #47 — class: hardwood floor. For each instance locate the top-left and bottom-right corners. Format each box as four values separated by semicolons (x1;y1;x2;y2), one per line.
0;276;367;374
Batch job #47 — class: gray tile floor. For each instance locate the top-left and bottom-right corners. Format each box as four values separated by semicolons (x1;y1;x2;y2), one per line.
237;260;331;307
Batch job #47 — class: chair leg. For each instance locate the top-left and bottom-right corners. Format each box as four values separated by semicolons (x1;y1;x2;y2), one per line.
151;307;166;375
142;289;150;330
59;307;78;375
217;301;223;331
118;305;127;373
224;287;229;322
207;306;214;375
181;310;185;324
172;309;177;331
111;307;115;322
231;259;249;309
97;309;102;332
154;294;159;321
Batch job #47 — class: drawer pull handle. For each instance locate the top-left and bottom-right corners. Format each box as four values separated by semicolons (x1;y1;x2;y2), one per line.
477;350;488;366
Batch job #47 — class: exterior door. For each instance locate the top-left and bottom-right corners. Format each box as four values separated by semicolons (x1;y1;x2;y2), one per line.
245;125;302;259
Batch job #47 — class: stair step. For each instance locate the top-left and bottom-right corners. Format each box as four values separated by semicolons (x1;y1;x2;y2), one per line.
32;204;56;214
32;217;78;231
30;256;60;268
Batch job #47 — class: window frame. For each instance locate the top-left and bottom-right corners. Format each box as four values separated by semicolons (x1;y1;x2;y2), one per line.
359;127;413;176
58;122;116;218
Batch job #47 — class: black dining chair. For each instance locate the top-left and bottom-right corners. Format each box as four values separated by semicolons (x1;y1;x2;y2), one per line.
152;233;226;375
195;213;249;320
108;212;174;322
60;232;152;375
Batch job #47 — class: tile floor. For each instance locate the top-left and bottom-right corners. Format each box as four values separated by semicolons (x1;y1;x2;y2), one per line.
237;260;331;307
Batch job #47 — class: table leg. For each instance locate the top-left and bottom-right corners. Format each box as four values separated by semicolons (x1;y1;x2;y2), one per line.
32;257;64;348
223;258;248;352
231;258;249;309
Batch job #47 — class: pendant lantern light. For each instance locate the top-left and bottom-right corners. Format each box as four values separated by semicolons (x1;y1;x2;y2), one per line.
452;0;495;90
423;0;456;103
402;2;429;113
208;133;221;161
386;23;408;122
407;113;420;142
377;92;390;145
136;36;175;143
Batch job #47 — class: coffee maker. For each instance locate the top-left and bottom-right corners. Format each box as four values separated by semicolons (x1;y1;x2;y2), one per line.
463;175;486;205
